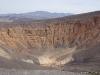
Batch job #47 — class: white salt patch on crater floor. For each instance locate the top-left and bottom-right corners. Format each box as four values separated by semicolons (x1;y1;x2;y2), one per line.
21;59;34;64
38;47;76;67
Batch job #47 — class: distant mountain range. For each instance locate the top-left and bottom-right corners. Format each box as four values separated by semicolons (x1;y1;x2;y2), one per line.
0;11;73;22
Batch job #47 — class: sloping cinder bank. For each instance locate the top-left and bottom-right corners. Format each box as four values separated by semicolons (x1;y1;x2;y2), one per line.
0;68;89;75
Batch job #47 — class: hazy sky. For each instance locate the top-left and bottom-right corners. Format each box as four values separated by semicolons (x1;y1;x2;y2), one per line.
0;0;100;14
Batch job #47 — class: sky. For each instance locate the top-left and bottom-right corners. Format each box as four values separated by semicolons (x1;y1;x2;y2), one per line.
0;0;100;14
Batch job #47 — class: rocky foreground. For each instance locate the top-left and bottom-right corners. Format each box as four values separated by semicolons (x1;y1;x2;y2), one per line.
0;68;89;75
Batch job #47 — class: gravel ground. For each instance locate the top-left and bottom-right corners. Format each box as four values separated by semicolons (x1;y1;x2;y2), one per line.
0;68;89;75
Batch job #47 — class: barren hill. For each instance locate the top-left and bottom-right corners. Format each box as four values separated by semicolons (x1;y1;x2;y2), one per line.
0;11;100;72
0;11;72;22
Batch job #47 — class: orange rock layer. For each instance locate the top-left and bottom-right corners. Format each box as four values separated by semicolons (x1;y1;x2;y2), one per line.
0;16;100;54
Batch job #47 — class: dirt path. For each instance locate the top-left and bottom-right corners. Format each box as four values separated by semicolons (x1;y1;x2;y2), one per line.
0;68;89;75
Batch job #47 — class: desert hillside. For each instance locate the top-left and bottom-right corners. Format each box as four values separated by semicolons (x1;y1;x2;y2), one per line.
0;11;100;72
0;11;72;22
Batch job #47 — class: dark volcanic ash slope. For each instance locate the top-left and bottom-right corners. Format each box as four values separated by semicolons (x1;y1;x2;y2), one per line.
0;11;100;71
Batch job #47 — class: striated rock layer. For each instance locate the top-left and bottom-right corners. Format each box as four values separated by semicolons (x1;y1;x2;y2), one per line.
0;11;100;69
